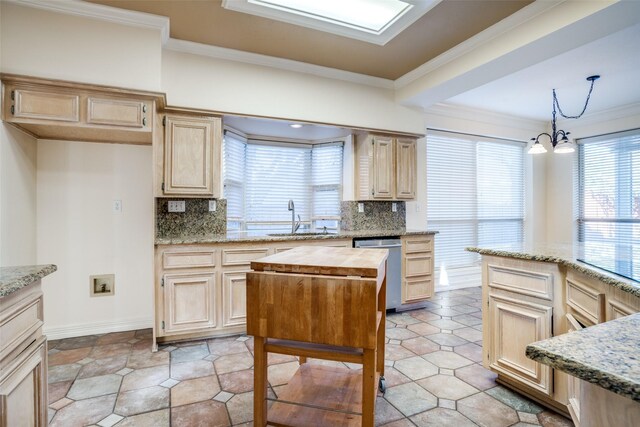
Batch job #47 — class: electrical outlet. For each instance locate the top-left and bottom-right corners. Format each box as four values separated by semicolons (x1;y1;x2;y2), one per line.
113;200;122;213
168;201;185;212
415;204;420;212
209;200;216;212
358;202;364;213
392;202;397;212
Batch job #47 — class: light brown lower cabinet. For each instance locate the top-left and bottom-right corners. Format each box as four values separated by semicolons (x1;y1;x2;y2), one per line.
401;235;434;304
565;313;583;426
154;239;351;346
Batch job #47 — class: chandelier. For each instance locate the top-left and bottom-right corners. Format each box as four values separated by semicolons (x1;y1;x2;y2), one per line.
529;75;600;154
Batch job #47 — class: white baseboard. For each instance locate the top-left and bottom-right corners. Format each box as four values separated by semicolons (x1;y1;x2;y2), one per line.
43;317;153;340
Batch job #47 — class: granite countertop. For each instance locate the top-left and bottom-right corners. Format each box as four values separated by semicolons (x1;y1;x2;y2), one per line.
156;229;437;245
466;242;640;298
0;264;57;298
526;313;640;401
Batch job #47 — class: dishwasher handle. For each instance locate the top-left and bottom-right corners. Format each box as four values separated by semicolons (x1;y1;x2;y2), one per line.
358;244;402;248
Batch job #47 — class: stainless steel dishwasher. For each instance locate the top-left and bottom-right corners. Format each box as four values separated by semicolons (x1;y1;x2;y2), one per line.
354;238;402;311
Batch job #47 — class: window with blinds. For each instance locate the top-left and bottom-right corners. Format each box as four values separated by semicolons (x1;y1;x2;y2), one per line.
426;131;525;284
578;129;640;278
223;132;343;231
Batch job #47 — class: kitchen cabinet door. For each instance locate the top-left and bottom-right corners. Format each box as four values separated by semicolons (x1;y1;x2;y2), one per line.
396;138;416;199
566;313;583;426
488;294;553;396
8;86;79;123
163;272;217;334
372;136;395;199
401;235;434;304
222;271;248;328
163;115;221;197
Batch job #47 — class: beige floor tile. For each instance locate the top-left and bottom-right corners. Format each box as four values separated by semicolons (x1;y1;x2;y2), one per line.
226;391;253;425
116;409;170;427
410;407;477;427
171;400;231;426
385;344;417;361
171;375;220;407
400;336;440;355
416;374;479;400
78;355;128;379
48;347;92;366
457;392;519;427
394;356;438;381
126;350;169;370
67;374;122;400
171;360;216;381
406;322;440;336
50;394;117;427
213;352;254;374
537;410;575;426
267;361;300;386
218;368;254;394
384;382;437;417
114;386;169;417
120;365;169;391
454;363;498;390
422;350;474;370
374;396;404;425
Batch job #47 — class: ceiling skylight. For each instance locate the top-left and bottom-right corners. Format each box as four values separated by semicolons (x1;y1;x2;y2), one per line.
222;0;441;45
250;0;411;33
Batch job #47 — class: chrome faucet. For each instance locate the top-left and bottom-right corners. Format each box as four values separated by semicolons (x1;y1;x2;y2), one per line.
287;200;301;233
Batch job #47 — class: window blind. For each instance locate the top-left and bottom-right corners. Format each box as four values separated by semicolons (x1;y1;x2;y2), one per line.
426;130;525;279
223;131;247;230
578;129;640;276
311;143;343;229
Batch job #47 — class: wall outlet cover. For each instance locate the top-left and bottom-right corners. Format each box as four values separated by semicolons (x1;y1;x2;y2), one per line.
90;274;115;297
358;202;364;213
168;200;185;212
209;200;216;212
392;202;397;212
113;199;122;213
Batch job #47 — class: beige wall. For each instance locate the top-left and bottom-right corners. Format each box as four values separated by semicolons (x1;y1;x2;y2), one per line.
0;2;162;91
0;123;37;266
162;49;425;135
37;140;154;339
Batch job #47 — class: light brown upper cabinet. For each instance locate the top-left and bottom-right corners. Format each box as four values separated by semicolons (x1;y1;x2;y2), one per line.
1;74;163;144
161;114;221;197
354;133;417;200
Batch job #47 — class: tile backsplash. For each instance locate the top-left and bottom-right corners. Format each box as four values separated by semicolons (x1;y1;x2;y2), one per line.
340;201;406;231
156;198;226;238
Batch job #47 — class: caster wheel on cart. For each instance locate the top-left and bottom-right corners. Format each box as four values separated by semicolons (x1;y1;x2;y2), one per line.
379;377;386;393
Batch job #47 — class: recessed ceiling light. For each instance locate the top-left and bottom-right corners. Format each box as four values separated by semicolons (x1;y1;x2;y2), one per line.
290;123;303;128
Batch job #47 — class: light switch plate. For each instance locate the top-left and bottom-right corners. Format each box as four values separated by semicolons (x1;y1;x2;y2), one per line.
392;202;397;212
168;201;185;212
358;203;364;213
113;200;122;213
209;200;216;212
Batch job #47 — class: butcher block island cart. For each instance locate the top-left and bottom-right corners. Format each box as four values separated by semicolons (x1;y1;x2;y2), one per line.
247;246;388;427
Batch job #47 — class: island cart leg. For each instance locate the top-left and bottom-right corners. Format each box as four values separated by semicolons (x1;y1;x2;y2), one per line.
362;348;376;427
377;265;387;384
253;336;268;426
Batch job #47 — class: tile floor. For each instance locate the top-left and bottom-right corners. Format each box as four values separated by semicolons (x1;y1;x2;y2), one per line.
47;286;574;426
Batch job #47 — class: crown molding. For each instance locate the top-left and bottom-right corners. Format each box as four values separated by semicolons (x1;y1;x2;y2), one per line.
164;38;395;90
394;0;564;89
426;102;546;132
4;0;170;43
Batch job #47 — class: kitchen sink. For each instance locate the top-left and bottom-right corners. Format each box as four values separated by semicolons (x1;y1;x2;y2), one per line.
267;232;337;237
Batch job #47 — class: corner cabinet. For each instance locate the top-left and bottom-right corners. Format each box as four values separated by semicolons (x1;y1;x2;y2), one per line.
355;133;417;201
160;115;222;197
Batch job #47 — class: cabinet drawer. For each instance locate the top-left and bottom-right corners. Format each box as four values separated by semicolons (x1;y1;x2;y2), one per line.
403;277;433;303
11;88;79;122
404;237;433;253
87;97;147;128
0;294;43;363
405;254;433;277
222;248;270;266
608;299;635;320
566;278;604;325
162;250;216;269
487;264;554;301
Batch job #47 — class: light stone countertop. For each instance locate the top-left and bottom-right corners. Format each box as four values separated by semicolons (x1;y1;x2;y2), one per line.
0;264;57;298
156;229;438;245
526;313;640;401
466;242;640;298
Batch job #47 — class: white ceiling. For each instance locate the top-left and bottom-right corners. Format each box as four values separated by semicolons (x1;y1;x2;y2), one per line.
446;22;640;121
223;115;352;140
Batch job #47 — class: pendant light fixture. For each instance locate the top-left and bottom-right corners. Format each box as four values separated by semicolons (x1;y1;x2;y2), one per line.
529;75;600;154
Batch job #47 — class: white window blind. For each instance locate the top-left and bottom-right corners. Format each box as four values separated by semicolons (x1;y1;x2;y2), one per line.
426;131;525;279
223;131;246;231
578;129;640;277
312;143;343;230
223;135;344;231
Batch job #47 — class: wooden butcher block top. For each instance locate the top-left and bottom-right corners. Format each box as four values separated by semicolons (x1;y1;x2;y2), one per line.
250;246;388;278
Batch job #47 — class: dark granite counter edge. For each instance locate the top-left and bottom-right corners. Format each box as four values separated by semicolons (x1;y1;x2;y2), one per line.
156;229;438;245
526;344;639;402
0;264;57;298
466;246;640;298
